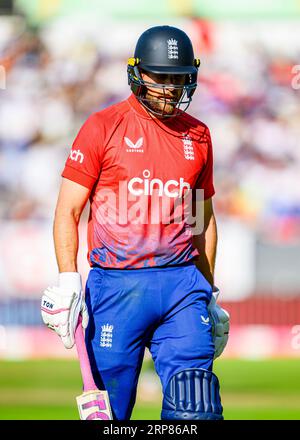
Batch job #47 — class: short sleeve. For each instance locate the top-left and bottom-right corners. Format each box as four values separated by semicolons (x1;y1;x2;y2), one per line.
195;127;215;200
62;114;103;189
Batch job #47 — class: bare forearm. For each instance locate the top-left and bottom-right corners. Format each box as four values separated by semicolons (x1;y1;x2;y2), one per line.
193;213;218;287
53;211;79;273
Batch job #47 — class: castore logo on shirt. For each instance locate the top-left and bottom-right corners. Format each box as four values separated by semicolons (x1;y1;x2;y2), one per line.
124;137;144;153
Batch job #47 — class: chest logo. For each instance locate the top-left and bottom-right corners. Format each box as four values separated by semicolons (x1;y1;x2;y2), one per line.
125;137;144;153
128;169;190;198
182;137;195;161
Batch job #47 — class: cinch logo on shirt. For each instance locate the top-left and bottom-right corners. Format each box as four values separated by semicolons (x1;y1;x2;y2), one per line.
128;169;190;198
69;149;84;163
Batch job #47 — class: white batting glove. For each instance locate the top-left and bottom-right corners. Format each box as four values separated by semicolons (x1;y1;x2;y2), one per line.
208;287;230;359
41;272;89;349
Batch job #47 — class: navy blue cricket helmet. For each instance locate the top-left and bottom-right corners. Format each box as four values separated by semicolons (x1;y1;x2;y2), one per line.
127;25;200;117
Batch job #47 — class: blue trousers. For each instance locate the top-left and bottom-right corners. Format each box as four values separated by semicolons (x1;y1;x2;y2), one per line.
85;263;215;420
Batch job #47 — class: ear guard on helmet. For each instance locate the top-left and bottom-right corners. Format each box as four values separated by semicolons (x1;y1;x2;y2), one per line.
127;58;146;97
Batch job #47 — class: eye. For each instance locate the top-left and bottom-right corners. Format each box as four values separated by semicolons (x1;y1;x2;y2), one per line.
168;75;186;85
156;74;167;83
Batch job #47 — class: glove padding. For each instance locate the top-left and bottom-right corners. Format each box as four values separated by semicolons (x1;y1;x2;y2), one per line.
41;272;89;349
208;287;230;359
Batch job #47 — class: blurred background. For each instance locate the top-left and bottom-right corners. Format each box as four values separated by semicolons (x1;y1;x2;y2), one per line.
0;0;300;420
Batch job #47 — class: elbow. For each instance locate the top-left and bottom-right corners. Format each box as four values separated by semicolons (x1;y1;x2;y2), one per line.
54;205;82;225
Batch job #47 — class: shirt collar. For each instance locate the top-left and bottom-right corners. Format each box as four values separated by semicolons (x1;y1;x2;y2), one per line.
126;93;189;138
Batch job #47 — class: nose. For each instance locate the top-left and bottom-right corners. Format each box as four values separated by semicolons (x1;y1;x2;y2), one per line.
168;75;177;88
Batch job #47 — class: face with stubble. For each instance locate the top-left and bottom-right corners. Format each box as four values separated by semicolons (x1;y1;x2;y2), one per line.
140;71;186;117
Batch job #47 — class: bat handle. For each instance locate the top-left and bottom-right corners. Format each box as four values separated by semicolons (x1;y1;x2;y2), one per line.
75;315;98;392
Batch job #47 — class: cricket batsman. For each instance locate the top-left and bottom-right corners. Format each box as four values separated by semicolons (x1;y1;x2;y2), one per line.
41;25;229;420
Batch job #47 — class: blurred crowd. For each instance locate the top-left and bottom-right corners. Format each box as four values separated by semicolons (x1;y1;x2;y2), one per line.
0;15;299;243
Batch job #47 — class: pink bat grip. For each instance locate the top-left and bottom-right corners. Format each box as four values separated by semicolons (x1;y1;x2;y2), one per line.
75;315;97;392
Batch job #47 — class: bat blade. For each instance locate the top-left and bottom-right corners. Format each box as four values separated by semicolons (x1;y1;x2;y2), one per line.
76;389;113;420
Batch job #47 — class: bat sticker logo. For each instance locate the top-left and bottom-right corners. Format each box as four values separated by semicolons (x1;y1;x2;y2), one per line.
77;390;112;420
82;395;110;420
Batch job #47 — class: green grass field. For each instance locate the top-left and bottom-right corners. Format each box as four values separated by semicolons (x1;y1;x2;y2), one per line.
0;358;299;420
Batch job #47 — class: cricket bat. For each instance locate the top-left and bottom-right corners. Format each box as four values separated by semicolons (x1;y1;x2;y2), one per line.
75;316;113;420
